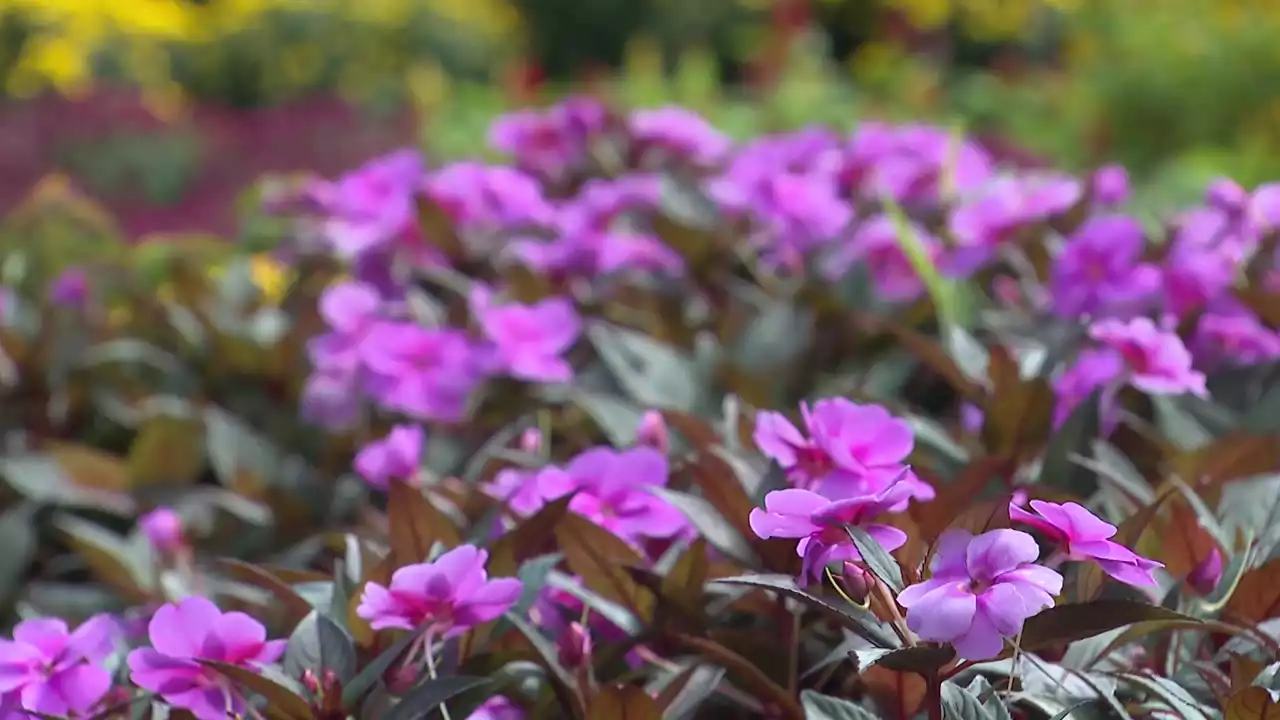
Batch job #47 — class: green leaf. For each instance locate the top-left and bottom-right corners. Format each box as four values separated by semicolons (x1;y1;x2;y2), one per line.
648;487;757;566
202;661;313;720
711;574;897;648
942;682;999;720
1021;601;1199;651
1039;389;1101;496
385;676;490;720
283;610;357;684
341;622;432;708
851;646;955;674
845;525;904;593
800;690;879;720
587;322;707;412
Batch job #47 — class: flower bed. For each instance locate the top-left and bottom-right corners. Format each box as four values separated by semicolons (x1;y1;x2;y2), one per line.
0;96;1277;720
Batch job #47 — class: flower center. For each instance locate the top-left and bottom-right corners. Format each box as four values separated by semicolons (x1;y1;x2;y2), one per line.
965;579;991;595
793;446;834;483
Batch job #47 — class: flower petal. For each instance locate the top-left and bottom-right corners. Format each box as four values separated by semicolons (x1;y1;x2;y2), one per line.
965;529;1040;581
903;583;976;643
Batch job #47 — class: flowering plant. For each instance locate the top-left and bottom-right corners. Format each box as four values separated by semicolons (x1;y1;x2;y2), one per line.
0;96;1279;720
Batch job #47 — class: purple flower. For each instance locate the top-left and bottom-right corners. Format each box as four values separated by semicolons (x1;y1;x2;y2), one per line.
48;267;89;308
636;410;670;453
0;615;115;717
300;365;363;430
848;123;993;204
1051;347;1124;429
1091;164;1130;207
946;174;1082;276
1205;177;1249;215
466;696;526;720
749;484;913;584
308;281;383;374
897;529;1063;660
1089;317;1207;397
482;467;565;517
361;322;488;422
629;106;731;167
1049;215;1160;319
424;163;554;233
488;98;607;181
1009;499;1162;586
127;597;286;720
822;214;940;303
540;446;685;544
1162;208;1248;318
753;399;934;508
1192;305;1280;369
308;149;425;259
139;507;184;553
1249;182;1280;234
354;424;424;490
355;545;522;635
1188;547;1224;596
711;169;852;258
471;288;580;384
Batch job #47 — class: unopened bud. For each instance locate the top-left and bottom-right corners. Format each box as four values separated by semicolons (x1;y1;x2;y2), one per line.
301;669;320;695
519;427;543;454
386;664;419;694
636;410;669;453
557;621;592;669
1206;177;1248;216
831;561;874;605
1188;547;1224;596
1091;164;1131;207
139;507;185;554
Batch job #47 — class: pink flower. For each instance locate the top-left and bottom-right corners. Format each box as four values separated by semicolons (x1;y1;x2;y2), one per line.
1089;317;1207;397
1009;500;1163;587
897;529;1063;660
309;149;425;259
467;696;526;720
753;399;934;508
139;507;184;553
482;467;570;517
1049;215;1161;319
1188;547;1224;596
127;597;286;720
635;410;669;453
361;322;488;422
1091;164;1130;207
629;106;731;167
0;615;115;717
354;424;424;490
1051;347;1125;430
542;447;686;544
356;545;522;635
821;214;941;303
471;288;581;384
424;163;554;232
748;484;913;584
307;280;384;374
1192;306;1280;369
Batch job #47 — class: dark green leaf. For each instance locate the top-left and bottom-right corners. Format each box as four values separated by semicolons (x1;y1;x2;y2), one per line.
845;525;905;593
283;610;357;684
711;574;897;648
0;503;37;610
1021;601;1199;651
1039;389;1101;496
504;611;582;717
588;322;706;412
341;622;431;708
649;487;757;566
386;676;490;720
942;683;998;720
800;690;879;720
851;646;955;674
202;661;312;720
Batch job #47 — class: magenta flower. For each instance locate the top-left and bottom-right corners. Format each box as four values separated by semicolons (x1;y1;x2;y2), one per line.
424;163;554;232
1051;347;1125;429
355;545;522;635
0;615;115;717
487;98;606;182
1009;499;1162;587
753;399;934;508
1161;208;1248;318
713;169;853;258
848;123;993;204
540;446;686;544
636;410;670;453
1049;215;1160;319
1091;164;1131;208
821;214;940;303
629;106;731;167
897;529;1063;660
471;288;581;384
307;280;384;374
127;597;286;720
354;424;424;490
308;149;424;259
748;484;913;584
48;267;89;308
1192;305;1280;369
467;696;526;720
361;322;488;422
946;173;1082;276
139;507;185;553
300;364;363;430
482;466;571;518
1188;547;1224;596
1089;317;1207;397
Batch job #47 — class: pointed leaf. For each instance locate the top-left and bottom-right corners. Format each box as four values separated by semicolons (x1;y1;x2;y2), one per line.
941;682;999;720
215;558;313;630
712;574;897;648
283;610;357;684
555;514;654;622
1021;601;1198;651
846;525;905;593
386;676;490;720
800;690;879;720
387;481;460;568
202;660;312;720
852;646;955;675
649;487;756;566
588;684;662;720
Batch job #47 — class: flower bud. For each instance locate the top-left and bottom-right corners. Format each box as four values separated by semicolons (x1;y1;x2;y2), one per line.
385;664;419;694
1188;547;1224;596
1091;164;1131;207
636;410;669;453
557;621;592;669
831;561;874;605
1206;177;1248;215
519;427;543;454
301;669;320;695
139;507;185;554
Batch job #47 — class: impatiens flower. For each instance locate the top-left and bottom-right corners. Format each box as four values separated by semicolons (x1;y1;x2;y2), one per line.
897;529;1063;660
307;280;384;374
308;149;424;259
1089;317;1208;397
471;288;581;384
629;106;732;167
636;410;669;453
1192;305;1280;369
946;173;1082;276
424;162;554;232
753;399;934;508
1051;347;1124;430
139;507;185;553
821;214;940;303
1091;164;1130;207
355;545;522;635
0;615;115;717
1049;215;1160;319
482;466;570;517
749;484;913;584
1008;499;1163;587
1188;547;1224;596
540;447;686;544
127;597;285;720
1161;208;1249;318
300;365;363;431
354;424;424;490
48;267;89;308
467;695;526;720
487;97;607;182
361;322;488;422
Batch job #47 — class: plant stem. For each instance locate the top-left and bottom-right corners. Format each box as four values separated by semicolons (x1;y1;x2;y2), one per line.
926;672;943;720
425;632;454;720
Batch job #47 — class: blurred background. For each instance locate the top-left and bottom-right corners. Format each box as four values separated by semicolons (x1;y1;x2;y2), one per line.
0;0;1276;241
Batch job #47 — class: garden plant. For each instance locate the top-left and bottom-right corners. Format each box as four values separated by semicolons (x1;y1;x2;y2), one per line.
0;96;1278;720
